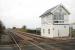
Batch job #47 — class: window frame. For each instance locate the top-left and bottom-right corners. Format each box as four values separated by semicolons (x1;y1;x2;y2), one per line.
53;12;64;20
48;29;50;34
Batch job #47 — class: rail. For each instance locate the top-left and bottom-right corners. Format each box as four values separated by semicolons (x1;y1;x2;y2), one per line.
8;31;22;50
9;30;46;50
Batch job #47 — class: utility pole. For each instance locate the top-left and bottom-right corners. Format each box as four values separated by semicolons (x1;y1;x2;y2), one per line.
69;24;72;39
36;26;37;35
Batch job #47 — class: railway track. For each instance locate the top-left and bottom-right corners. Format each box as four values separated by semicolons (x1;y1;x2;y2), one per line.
8;30;47;50
8;29;66;50
8;31;22;50
14;30;70;44
7;29;75;50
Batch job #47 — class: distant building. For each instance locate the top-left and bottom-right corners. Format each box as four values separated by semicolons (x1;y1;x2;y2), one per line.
40;4;70;38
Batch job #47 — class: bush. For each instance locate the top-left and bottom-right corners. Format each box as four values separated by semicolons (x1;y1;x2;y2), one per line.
27;29;41;35
71;29;75;37
12;27;16;29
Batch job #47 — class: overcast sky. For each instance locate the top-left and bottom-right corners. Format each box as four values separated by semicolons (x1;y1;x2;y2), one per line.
0;0;75;29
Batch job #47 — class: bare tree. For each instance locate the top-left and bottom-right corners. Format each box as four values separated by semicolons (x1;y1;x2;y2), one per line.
22;25;26;29
0;21;5;39
12;27;16;29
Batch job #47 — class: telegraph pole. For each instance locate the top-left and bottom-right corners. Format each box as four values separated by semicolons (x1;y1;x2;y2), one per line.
69;24;72;39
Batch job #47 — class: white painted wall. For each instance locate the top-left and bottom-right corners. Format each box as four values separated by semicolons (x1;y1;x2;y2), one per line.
53;25;69;37
64;15;69;24
71;24;75;29
41;25;69;38
41;14;53;25
41;24;54;38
